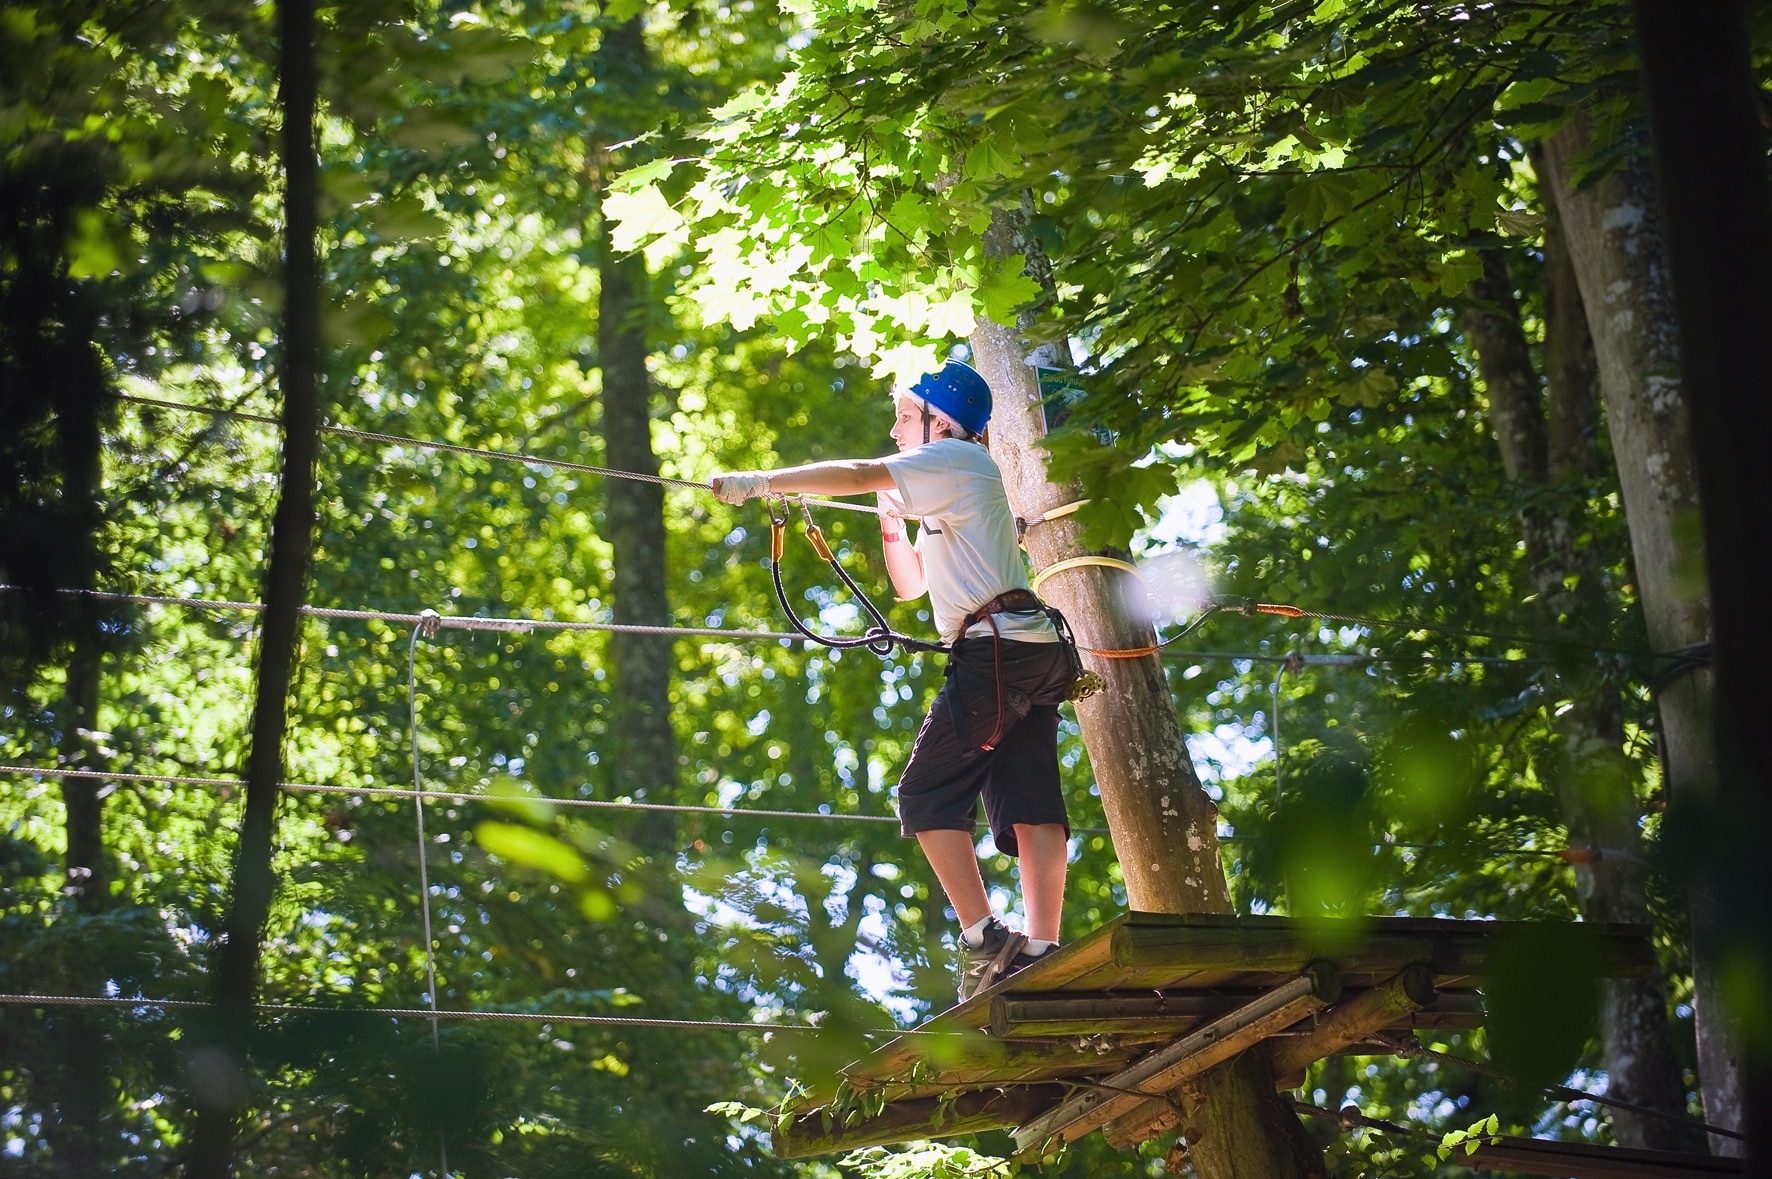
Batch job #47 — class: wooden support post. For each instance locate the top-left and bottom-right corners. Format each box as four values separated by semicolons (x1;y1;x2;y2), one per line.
1012;965;1341;1154
1268;964;1436;1090
773;1085;1065;1159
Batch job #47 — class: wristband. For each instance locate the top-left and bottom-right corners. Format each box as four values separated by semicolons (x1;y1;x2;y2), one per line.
881;530;903;543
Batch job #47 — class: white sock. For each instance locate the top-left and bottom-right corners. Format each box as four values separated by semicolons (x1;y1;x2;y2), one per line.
1024;939;1057;955
961;914;995;947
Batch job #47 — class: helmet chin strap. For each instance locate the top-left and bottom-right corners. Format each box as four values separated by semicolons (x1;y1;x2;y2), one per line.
921;402;932;445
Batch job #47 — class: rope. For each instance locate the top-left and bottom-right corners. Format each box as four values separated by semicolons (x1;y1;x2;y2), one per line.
0;993;953;1036
1016;499;1091;538
1030;555;1139;594
117;392;882;517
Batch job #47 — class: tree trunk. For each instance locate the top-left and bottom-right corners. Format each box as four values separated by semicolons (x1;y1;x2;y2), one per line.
594;17;676;853
1464;245;1695;1150
972;206;1321;1176
60;631;109;912
1631;0;1772;1158
188;1;319;1172
1538;113;1740;1148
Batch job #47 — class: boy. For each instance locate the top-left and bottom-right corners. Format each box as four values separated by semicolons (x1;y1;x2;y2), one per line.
713;360;1075;1001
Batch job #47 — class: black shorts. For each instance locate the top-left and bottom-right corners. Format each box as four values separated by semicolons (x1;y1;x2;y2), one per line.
896;637;1076;856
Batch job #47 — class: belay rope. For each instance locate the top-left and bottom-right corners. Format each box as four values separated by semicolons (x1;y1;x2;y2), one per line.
767;496;946;657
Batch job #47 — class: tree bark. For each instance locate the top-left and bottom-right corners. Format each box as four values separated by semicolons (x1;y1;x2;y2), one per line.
1463;245;1696;1150
188;1;319;1173
972;206;1321;1176
1631;0;1772;1159
594;17;677;853
60;634;109;912
1538;112;1739;1149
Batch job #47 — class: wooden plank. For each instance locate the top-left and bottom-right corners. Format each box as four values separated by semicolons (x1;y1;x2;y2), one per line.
1400;991;1484;1029
988;982;1480;1041
1011;965;1341;1153
1110;920;1653;981
1100;962;1435;1153
1465;1136;1745;1179
838;1034;1141;1092
774;1084;1066;1159
989;992;1245;1039
1110;924;1438;979
1269;964;1436;1088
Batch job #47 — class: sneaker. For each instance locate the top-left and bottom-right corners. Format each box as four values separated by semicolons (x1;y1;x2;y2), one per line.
956;918;1027;1003
1007;942;1059;975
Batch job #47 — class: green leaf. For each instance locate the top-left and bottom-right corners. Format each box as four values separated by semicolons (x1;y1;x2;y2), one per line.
604;183;685;252
610;157;679;194
65;208;122;279
974;259;1042;324
474;821;588;883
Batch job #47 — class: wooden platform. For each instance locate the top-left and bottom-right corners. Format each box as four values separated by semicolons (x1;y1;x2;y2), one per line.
773;911;1653;1159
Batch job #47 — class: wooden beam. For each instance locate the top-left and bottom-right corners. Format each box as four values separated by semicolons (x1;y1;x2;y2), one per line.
989;992;1243;1039
1403;991;1483;1029
836;1035;1140;1091
1465;1135;1745;1178
1104;967;1440;1150
1269;964;1436;1089
773;1085;1066;1159
1110;924;1437;980
1011;964;1341;1153
989;983;1482;1041
1109;920;1652;981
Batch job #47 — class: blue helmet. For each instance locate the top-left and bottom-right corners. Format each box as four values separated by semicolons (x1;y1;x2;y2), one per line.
908;360;992;437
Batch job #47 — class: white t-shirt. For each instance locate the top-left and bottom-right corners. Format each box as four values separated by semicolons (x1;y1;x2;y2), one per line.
879;438;1059;645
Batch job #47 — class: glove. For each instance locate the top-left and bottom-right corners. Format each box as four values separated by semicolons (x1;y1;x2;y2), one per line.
711;471;771;504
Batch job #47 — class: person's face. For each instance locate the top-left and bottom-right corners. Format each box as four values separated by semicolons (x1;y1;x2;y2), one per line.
890;394;950;451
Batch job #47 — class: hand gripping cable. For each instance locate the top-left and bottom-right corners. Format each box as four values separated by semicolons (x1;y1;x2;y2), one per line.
767;497;947;658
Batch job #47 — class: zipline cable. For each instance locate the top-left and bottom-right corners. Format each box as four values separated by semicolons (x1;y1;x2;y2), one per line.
118;392;884;516
0;993;956;1036
118;395;1685;663
10;585;802;643
11;586;1549;666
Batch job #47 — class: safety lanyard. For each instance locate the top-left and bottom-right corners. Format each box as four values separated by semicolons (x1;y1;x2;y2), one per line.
767;497;947;658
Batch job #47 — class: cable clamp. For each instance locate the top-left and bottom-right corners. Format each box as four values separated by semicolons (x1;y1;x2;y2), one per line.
418;609;442;640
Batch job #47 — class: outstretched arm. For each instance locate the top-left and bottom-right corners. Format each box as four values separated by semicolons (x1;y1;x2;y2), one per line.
712;459;895;501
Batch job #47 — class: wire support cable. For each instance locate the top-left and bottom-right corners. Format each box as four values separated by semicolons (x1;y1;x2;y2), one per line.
119;392;882;516
0;993;953;1036
0;765;1627;861
10;586;802;643
0;763;905;825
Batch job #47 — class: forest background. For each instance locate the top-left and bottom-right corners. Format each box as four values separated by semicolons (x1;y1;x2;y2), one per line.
2;0;1769;1176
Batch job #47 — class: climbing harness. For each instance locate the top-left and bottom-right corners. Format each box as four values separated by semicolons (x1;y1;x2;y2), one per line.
766;496;945;657
952;589;1104;749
